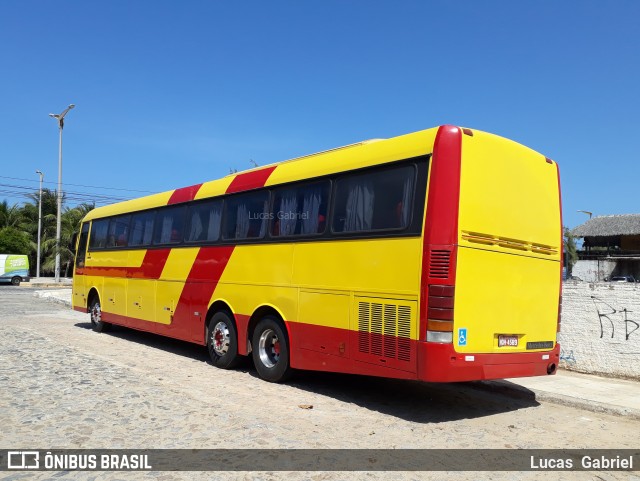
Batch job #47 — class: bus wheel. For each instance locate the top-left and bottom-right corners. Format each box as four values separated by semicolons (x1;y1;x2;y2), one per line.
89;297;111;333
11;276;21;286
207;311;240;369
252;316;292;383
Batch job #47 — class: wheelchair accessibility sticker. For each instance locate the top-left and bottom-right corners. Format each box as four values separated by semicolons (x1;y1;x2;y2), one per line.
458;328;467;346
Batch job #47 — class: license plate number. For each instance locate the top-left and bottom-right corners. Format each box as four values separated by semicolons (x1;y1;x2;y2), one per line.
498;335;518;347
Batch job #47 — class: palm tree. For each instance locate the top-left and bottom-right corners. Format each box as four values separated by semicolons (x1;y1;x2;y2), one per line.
0;200;24;229
41;202;94;277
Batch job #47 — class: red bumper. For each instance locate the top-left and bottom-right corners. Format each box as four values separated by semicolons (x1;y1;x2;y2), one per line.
417;341;561;382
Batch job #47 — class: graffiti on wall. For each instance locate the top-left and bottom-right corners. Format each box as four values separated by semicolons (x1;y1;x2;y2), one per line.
560;349;576;364
591;296;639;341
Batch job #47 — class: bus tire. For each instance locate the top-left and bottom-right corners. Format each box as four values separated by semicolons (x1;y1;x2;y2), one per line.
11;276;21;286
89;296;111;333
252;316;292;383
207;311;240;369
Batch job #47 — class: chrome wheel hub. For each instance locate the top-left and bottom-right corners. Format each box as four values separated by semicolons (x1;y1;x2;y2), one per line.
258;328;280;368
211;321;230;356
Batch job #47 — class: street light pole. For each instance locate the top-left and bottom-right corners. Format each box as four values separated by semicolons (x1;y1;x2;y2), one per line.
577;210;593;219
49;104;75;282
35;170;44;278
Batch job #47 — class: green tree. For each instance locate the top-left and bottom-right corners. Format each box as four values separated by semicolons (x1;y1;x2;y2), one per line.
564;226;578;275
0;227;31;255
41;202;94;277
0;201;25;229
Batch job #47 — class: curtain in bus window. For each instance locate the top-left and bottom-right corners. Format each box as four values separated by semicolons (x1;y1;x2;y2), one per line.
159;215;171;243
235;203;250;239
142;217;154;244
189;211;204;241
257;200;269;239
278;191;298;236
344;179;374;231
207;203;222;241
301;186;322;234
401;174;413;227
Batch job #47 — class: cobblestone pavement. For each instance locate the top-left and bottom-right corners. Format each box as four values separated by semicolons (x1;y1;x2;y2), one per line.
1;288;639;481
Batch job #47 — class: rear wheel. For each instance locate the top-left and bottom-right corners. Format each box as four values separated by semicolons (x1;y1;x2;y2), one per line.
89;296;111;332
207;311;240;369
252;316;292;383
11;276;20;286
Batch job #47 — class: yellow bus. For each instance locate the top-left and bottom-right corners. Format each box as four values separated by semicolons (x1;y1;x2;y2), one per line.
72;125;562;383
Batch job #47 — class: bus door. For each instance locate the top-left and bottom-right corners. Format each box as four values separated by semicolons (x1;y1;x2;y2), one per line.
73;222;90;309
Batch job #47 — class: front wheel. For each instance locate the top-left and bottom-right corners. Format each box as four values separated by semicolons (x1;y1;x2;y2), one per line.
207;311;240;369
89;297;111;332
11;276;20;286
252;316;292;383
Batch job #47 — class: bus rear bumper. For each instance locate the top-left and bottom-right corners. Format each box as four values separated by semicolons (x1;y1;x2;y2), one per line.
417;341;561;382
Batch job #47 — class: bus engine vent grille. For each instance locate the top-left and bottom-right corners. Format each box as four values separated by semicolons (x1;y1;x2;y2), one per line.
429;249;451;279
357;301;412;362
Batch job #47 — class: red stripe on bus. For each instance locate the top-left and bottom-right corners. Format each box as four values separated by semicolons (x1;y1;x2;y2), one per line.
167;183;203;205
82;248;172;279
172;245;236;339
419;125;462;349
225;166;277;194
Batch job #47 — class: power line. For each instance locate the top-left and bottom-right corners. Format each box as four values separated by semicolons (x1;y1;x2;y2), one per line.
0;183;130;202
0;175;155;194
0;189;124;206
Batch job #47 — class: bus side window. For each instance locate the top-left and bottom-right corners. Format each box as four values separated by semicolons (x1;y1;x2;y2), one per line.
107;215;131;248
185;200;222;243
271;181;329;237
130;211;155;247
153;206;186;245
332;164;415;233
223;191;269;240
89;219;109;250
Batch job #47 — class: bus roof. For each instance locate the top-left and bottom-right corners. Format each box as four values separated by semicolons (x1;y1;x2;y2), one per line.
84;127;441;221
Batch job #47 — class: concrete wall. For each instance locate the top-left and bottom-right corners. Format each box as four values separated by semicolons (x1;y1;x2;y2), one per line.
560;281;640;379
572;259;616;282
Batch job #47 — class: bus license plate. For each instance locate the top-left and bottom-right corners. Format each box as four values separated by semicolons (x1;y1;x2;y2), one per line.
498;335;518;347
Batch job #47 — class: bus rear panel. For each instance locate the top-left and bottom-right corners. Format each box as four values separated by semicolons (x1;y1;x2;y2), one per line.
420;126;562;382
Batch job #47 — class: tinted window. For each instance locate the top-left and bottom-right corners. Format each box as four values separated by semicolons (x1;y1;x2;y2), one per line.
223;191;269;240
271;181;329;237
153;206;186;244
89;219;109;249
186;199;222;243
106;215;131;248
130;211;155;247
332;165;415;233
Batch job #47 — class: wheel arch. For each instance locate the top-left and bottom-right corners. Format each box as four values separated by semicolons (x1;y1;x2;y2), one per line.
247;304;290;352
87;287;100;308
204;299;236;341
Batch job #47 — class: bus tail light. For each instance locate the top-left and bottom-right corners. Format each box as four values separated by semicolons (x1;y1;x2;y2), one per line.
426;284;455;343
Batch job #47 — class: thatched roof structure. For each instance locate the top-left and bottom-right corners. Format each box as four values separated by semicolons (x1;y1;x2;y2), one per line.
572;214;640;237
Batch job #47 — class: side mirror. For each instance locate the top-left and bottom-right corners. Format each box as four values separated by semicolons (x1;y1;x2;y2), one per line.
70;232;78;252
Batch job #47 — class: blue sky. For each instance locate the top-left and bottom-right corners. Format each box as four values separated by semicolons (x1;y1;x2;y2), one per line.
0;1;638;228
